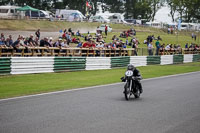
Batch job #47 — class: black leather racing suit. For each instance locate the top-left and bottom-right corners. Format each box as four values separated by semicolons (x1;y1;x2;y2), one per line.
132;68;142;93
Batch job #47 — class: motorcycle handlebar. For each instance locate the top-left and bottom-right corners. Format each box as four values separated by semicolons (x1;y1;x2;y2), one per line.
133;76;142;80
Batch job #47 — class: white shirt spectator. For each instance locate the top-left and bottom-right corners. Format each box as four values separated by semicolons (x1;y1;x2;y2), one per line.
165;44;170;50
148;43;153;49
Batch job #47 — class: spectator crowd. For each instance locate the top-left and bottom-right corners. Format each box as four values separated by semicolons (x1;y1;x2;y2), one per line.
0;28;200;56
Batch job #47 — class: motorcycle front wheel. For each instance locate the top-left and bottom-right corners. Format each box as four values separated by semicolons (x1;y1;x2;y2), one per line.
134;85;140;99
124;82;131;101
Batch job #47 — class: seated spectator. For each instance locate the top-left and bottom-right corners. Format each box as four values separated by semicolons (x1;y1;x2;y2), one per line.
119;31;126;38
61;39;69;48
90;40;96;48
123;43;127;48
125;38;129;45
72;37;80;43
112;35;117;40
23;37;29;46
157;36;162;41
76;41;83;48
5;35;13;47
40;37;50;47
28;34;34;47
82;40;91;48
96;35;104;43
0;37;5;47
18;35;25;46
111;41;116;49
96;42;105;56
116;41;123;48
12;38;22;52
76;30;81;36
165;44;171;50
66;32;72;45
0;33;5;40
185;43;188;48
68;28;74;36
62;32;67;39
48;37;54;47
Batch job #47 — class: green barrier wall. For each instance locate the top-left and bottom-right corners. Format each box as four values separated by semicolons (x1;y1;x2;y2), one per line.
0;57;11;75
54;57;86;72
111;56;130;68
0;54;199;75
173;55;184;64
193;54;200;62
147;56;161;65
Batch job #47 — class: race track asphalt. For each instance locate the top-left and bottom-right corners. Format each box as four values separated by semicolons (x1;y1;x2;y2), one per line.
0;72;200;133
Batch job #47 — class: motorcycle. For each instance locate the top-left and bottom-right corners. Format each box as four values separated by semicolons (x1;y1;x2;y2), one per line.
121;70;141;100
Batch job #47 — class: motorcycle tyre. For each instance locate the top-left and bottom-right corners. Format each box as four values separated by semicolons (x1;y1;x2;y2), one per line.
134;85;140;99
124;82;131;101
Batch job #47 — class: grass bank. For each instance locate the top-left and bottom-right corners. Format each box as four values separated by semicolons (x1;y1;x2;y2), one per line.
0;19;134;31
0;62;200;99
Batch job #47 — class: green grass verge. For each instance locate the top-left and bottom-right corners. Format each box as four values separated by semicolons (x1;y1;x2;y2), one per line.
0;62;200;99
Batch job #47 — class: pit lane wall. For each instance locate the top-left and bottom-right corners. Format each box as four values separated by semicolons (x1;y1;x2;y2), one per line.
0;54;200;75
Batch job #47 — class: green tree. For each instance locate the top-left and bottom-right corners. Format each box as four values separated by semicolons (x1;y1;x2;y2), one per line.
167;0;177;22
104;0;124;13
149;0;164;21
0;0;10;5
168;0;200;23
63;0;86;15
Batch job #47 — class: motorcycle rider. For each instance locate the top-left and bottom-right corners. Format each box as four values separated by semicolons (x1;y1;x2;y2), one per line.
121;64;143;93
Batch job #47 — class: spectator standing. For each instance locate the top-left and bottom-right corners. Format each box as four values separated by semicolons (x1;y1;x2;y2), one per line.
35;29;40;39
132;42;138;56
194;35;197;41
192;33;194;39
168;27;170;34
105;25;108;36
170;26;173;34
148;42;153;55
155;40;160;55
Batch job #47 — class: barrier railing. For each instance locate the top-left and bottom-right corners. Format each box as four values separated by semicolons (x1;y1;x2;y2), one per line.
159;48;200;55
1;47;200;57
0;47;135;57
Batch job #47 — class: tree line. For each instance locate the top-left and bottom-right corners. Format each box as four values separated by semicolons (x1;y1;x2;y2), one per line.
0;0;199;23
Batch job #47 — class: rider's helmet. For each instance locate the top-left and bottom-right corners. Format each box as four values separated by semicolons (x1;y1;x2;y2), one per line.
127;64;135;71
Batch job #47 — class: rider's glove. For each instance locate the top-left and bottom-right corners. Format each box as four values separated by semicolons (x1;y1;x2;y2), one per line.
121;77;126;82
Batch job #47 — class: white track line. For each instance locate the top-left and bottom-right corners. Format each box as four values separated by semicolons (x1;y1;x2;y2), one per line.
0;71;200;102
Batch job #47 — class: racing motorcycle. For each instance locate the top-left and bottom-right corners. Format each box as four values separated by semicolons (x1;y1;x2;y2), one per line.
121;70;141;100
